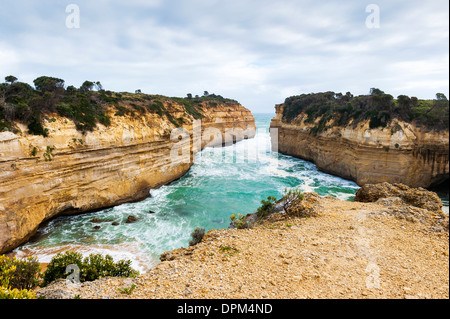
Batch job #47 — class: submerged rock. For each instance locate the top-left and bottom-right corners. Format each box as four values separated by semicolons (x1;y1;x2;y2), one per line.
126;215;138;224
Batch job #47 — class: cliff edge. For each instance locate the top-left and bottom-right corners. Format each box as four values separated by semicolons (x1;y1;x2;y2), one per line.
0;91;255;254
270;91;449;188
36;183;449;299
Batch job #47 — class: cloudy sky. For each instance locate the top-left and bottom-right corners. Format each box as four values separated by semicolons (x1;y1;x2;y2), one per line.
0;0;448;113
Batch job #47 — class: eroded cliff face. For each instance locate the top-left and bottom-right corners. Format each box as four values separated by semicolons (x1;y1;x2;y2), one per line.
270;104;449;188
0;101;255;253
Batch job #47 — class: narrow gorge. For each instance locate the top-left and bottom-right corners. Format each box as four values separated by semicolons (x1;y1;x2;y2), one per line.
0;95;255;254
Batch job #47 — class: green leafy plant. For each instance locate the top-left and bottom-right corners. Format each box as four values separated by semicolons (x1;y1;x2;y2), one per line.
30;146;38;157
118;284;136;295
230;213;249;229
0;255;39;299
256;196;277;218
219;245;240;257
282;188;304;214
43;145;55;161
41;251;139;287
0;287;37;299
27;115;48;137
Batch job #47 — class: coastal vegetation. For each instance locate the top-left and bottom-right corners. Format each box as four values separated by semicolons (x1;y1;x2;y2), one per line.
0;252;139;299
0;255;40;299
0;75;240;136
41;251;139;287
230;188;306;229
282;89;449;135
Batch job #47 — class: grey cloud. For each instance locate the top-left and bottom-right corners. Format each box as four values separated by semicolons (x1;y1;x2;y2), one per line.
0;0;448;113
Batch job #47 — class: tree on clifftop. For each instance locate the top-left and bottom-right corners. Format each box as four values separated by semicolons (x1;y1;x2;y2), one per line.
5;75;18;84
33;76;65;93
80;81;95;93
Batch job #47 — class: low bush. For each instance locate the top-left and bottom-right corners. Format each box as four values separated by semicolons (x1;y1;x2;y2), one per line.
282;188;304;214
256;196;277;218
41;251;139;287
0;255;40;299
230;213;249;229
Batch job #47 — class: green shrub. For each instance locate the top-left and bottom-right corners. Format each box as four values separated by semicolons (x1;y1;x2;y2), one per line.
43;145;55;161
30;146;38;157
230;213;249;229
56;104;74;118
256;196;277;218
282;90;449;131
282;188;304;214
0;286;37;299
41;251;139;287
98;114;111;126
27;115;48;137
0;255;39;299
41;251;83;287
219;245;240;257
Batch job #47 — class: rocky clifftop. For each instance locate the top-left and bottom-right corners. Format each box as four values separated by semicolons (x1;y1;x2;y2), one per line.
0;98;255;254
36;183;448;299
270;102;449;188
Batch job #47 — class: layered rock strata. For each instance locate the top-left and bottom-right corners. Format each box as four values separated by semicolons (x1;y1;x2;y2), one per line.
0;101;255;253
270;104;449;188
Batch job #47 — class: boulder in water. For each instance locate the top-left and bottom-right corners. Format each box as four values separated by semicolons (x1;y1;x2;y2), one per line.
126;215;138;224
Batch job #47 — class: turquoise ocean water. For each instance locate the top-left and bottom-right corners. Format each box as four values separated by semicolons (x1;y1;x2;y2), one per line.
12;113;448;272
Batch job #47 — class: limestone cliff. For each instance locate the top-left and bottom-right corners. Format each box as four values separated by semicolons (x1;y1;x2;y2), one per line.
270;104;449;188
0;100;255;254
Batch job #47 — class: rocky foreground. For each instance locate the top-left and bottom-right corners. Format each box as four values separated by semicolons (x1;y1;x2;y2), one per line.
37;183;449;299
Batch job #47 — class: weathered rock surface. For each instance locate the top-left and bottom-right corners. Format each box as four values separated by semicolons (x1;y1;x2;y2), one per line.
270;104;449;188
354;182;443;213
36;191;449;299
355;183;448;232
0;101;255;254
